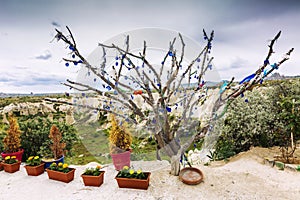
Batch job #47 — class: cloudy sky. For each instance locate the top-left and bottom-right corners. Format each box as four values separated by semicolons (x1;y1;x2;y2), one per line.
0;0;299;94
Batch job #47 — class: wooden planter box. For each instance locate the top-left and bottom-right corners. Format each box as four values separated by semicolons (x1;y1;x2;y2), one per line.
2;161;21;173
81;171;105;187
46;168;76;183
24;163;45;176
115;172;151;190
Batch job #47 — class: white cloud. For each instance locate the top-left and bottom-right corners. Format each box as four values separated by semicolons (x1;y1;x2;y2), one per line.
0;0;299;93
34;50;52;60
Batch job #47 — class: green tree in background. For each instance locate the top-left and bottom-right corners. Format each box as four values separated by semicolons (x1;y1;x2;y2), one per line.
271;80;300;163
213;79;300;161
19;116;78;160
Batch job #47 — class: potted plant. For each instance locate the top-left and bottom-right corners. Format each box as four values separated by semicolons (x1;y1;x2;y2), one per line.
41;125;66;169
81;165;105;187
24;156;45;176
46;162;75;183
1;115;24;162
2;156;21;173
109;115;132;170
115;166;151;190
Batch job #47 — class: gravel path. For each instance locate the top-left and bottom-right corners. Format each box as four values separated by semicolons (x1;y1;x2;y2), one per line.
1;150;300;200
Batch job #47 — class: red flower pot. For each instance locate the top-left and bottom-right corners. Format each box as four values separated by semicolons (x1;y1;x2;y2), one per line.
81;171;105;187
2;161;21;173
115;172;151;190
111;151;131;171
1;149;24;162
24;163;45;176
46;168;76;183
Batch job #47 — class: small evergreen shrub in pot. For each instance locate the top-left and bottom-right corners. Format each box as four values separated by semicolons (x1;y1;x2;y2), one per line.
1;115;24;162
108;115;132;170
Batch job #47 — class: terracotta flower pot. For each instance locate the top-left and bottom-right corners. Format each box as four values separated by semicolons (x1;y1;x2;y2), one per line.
81;171;105;187
111;151;131;171
115;172;151;190
24;163;45;176
46;168;75;183
2;161;21;173
1;149;24;162
179;167;204;185
0;162;3;171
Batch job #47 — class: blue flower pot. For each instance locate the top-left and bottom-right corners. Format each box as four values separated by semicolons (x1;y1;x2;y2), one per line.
42;155;64;169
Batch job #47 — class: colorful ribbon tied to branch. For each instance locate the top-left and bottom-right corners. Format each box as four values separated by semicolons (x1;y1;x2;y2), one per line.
239;73;256;84
166;106;172;112
199;81;205;88
219;81;228;94
263;67;270;77
263;63;279;77
133;90;143;95
271;63;278;70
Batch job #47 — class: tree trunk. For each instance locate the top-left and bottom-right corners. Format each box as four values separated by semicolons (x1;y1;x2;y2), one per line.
155;133;181;176
155;131;180;157
170;155;180;176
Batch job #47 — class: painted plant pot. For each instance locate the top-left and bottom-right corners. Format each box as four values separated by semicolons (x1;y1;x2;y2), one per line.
111;151;131;171
1;149;24;162
42;155;64;169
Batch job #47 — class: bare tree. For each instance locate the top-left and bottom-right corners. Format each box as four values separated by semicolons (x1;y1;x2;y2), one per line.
198;32;294;159
49;27;293;175
207;31;294;133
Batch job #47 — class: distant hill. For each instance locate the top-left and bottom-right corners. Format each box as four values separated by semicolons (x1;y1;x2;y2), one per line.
265;72;300;80
181;81;220;89
0;92;64;98
1;74;299;98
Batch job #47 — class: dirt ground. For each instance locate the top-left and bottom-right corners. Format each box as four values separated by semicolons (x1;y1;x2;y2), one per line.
1;147;299;200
